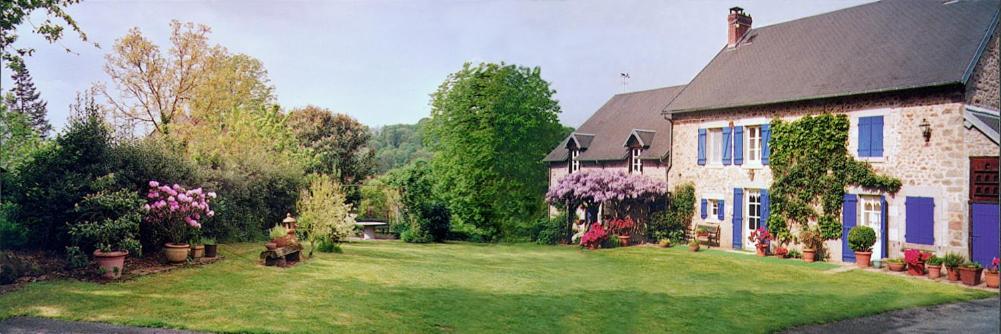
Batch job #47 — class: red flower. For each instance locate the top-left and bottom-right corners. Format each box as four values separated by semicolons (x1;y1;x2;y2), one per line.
904;249;931;266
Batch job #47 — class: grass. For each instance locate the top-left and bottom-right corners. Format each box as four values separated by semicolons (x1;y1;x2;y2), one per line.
0;242;993;333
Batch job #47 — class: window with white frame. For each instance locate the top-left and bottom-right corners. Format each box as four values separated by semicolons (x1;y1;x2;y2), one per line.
629;148;643;174
569;149;580;174
746;126;762;163
708;128;723;164
708;199;720;220
747;190;761;231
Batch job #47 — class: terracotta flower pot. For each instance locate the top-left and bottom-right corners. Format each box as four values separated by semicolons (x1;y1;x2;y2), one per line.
273;236;290;248
204;244;218;258
927;264;942;279
946;266;961;281
985;271;999;288
755;244;768;257
265;242;277;251
959;266;983;286
190;245;205;259
163;243;190;263
854;251;872;268
689;243;700;252
802;249;816;263
617;235;631;247
887;262;906;272
93;250;128;279
907;262;925;276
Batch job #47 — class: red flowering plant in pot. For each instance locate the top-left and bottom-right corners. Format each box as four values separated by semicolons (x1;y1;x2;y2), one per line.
143;180;215;263
904;249;932;276
985;257;1000;289
580;223;607;250
747;227;771;257
608;217;635;247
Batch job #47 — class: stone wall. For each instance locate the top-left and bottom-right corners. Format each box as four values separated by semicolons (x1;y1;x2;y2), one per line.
670;88;996;262
965;27;1000;111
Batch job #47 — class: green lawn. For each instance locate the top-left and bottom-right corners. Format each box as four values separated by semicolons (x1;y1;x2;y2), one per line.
0;242;993;333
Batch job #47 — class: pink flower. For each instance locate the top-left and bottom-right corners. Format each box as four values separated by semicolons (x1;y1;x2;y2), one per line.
207;210;215;217
147;192;158;199
207;192;217;199
149;180;160;188
142;204;151;211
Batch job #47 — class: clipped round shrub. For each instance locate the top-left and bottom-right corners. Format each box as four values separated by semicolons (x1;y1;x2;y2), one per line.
848;225;876;252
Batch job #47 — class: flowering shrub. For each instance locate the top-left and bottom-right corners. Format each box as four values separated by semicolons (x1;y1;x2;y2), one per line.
608;217;635;236
748;227;771;246
991;257;999;273
580;223;607;249
546;170;667;205
774;246;789;257
143;180;215;244
903;249;931;266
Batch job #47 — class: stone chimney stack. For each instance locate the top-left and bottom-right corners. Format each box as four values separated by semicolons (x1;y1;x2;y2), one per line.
728;7;752;48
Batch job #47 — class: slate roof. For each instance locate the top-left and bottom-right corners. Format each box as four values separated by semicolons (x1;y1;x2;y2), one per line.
965;105;1000;144
668;0;1001;113
544;85;684;162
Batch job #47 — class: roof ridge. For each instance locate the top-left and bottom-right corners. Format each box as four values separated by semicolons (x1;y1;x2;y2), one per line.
613;84;687;97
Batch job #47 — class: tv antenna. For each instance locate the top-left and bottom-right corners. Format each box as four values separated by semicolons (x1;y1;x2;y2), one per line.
620;73;630;92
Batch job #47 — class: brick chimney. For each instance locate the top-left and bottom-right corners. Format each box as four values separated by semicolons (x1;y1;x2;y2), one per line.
728;7;752;48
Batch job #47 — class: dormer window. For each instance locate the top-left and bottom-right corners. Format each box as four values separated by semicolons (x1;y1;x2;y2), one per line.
570;149;580;173
629;148;643;174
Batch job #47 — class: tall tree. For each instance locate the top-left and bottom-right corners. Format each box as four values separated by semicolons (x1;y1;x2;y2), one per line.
370;120;431;173
424;62;565;240
4;59;51;136
1;0;96;71
287;105;375;204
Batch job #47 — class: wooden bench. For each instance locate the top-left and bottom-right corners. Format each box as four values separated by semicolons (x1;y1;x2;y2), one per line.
692;223;720;247
260;244;303;267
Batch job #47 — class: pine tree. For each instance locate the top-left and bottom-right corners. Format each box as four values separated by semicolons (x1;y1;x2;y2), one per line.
6;61;52;137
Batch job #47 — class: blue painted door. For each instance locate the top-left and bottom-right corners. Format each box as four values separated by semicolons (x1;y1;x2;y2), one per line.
971;203;999;266
842;194;858;262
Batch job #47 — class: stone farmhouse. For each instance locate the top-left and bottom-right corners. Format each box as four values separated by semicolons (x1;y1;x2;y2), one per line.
545;0;1000;264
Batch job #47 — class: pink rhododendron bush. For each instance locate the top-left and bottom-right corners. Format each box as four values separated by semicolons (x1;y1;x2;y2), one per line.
144;180;216;244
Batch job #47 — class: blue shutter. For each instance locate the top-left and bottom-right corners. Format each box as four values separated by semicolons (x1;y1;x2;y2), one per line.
717;199;725;221
905;197;935;245
722;127;732;165
760;189;770;232
697;129;706;166
880;195;888;257
733;126;744;165
700;199;707;219
842;194;858;262
872;116;884;157
732;188;743;250
761;124;771;165
858;117;871;157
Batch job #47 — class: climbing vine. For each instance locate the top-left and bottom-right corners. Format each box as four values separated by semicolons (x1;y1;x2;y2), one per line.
767;114;901;240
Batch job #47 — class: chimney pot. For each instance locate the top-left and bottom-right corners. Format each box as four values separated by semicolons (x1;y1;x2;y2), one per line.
727;6;752;48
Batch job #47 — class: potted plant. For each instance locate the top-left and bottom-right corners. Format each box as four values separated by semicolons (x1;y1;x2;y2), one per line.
203;238;218;258
688;239;700;252
847;225;876;268
580;223;606;250
774;246;789;258
144;181;215;263
943;252;964;281
658;239;671;248
270;225;290;248
609;217;635;247
748;227;771;257
787;249;802;259
986;257;999;288
190;232;205;260
798;227;822;263
68;189;144;279
959;261;984;286
926;255;943;279
885;258;906;272
904;249;931;276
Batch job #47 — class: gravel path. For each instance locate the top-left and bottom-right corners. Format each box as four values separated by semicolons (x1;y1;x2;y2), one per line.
0;317;206;334
783;297;999;333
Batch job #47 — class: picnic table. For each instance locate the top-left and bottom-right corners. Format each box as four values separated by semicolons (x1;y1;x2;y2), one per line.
355;221;387;240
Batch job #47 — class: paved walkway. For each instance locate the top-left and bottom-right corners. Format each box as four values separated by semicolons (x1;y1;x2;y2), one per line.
0;317;205;334
783;297;999;333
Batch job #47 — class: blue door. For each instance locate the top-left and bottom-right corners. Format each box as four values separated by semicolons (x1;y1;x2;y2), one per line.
842;194;858;262
971;203;999;266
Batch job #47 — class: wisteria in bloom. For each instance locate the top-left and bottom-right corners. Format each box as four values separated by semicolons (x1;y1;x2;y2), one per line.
545;170;667;207
144;180;216;244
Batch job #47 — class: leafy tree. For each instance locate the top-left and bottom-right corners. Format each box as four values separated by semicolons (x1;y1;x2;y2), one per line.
4;60;52;137
388;160;449;243
0;99;45;180
287;105;374;204
296;174;355;255
370;120;431;173
1;0;96;71
425;62;565;240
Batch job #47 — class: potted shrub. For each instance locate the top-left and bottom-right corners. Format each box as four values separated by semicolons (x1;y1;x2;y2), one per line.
609;217;635;247
847;226;876;268
959;261;984;286
747;227;771;257
144;181;215;263
798;227;822;263
985;257;999;288
904;249;931;276
943;252;964;281
580;223;606;250
203;238;218;258
190;232;205;259
787;249;802;259
774;246;789;258
885;258;906;272
68;189;144;279
658;239;671;248
270;225;290;248
688;239;700;252
926;255;943;279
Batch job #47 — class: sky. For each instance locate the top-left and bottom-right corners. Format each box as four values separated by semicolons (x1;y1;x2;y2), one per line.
2;0;873;132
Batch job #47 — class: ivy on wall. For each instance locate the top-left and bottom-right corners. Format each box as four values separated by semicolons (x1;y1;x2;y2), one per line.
767;114;902;240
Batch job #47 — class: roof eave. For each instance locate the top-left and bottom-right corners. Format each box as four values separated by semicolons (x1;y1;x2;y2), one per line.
961;8;1000;84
